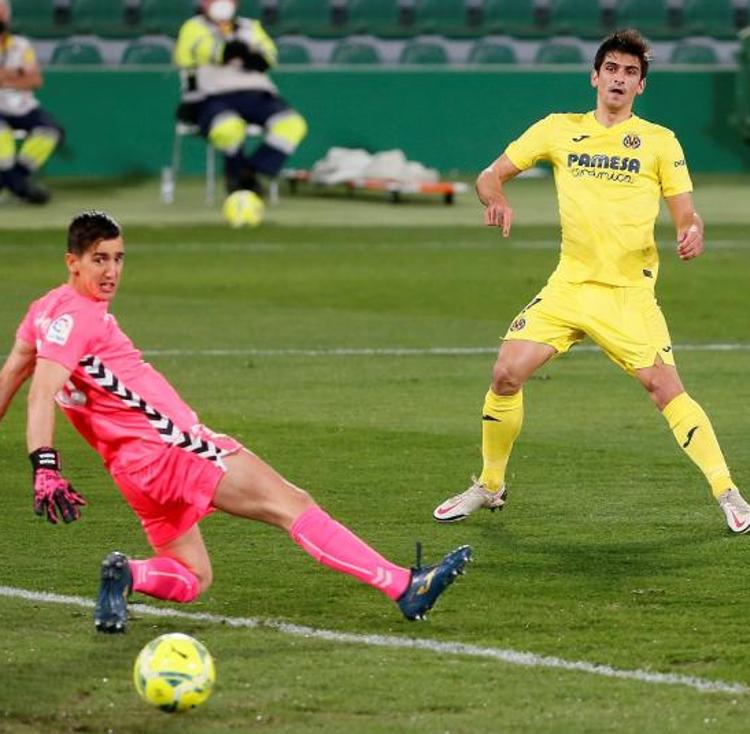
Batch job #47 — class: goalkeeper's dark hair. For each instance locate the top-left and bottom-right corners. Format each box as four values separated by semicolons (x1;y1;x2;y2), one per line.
67;211;121;254
594;29;651;79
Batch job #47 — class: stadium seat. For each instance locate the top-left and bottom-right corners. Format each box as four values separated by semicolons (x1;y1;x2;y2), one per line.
10;0;67;38
276;41;312;64
481;0;543;37
614;0;677;39
399;41;449;65
140;0;196;37
50;41;104;65
270;0;337;36
413;0;471;35
120;41;173;65
329;40;382;65
343;0;405;36
467;40;517;64
547;0;607;39
237;0;263;18
534;41;585;64
71;0;134;37
669;43;720;65
682;0;742;40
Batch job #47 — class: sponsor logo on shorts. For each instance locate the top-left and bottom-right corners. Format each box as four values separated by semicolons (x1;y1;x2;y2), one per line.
46;314;74;346
622;134;641;149
643;269;653;278
509;318;526;332
674;159;686;168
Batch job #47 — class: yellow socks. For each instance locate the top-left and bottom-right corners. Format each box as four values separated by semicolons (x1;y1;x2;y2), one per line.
662;392;734;498
478;389;524;492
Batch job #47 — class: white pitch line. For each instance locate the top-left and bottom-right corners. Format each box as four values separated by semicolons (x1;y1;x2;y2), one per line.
0;585;745;695
141;343;750;358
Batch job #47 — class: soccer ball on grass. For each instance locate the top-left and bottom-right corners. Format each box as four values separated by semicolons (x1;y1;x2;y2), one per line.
222;189;265;228
133;632;215;713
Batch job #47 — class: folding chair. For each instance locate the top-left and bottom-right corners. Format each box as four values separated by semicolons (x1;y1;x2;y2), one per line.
164;122;279;205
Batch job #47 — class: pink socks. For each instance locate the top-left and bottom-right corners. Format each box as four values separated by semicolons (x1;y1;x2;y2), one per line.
290;505;411;601
130;556;200;603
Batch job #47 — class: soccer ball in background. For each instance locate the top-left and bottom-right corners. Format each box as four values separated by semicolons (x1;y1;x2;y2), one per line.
133;633;216;713
222;189;265;228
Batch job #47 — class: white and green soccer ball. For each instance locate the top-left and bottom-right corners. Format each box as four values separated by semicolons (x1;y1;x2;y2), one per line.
222;189;265;228
133;632;216;713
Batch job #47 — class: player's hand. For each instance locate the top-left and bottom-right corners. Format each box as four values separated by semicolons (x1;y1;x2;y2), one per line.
484;198;514;238
29;447;87;524
677;223;704;261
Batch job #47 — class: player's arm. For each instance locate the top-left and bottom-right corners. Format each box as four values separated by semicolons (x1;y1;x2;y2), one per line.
476;154;523;237
26;358;86;524
665;192;704;261
0;339;36;423
0;44;43;90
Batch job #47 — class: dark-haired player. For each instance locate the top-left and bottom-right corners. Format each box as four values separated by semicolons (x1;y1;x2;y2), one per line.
433;29;748;533
0;211;471;632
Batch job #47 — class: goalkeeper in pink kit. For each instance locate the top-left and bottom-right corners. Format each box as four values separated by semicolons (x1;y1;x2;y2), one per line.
0;211;471;631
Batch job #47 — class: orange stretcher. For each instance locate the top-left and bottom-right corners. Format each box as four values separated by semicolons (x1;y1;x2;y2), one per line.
283;169;468;204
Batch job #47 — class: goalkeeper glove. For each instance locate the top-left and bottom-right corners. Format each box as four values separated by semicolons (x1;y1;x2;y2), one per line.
222;40;270;72
29;447;87;525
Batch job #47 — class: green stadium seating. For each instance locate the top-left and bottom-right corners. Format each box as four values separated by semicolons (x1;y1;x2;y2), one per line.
467;41;517;64
140;0;196;37
276;41;312;64
481;0;543;37
270;0;338;36
399;41;449;65
120;41;173;65
329;40;381;65
682;0;740;40
534;41;585;64
614;0;676;39
547;0;607;39
669;43;720;65
343;0;405;36
11;0;66;38
414;0;470;35
50;41;104;65
237;0;263;18
71;0;136;37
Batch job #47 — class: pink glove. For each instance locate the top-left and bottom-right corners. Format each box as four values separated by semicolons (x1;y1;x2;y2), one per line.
29;448;87;525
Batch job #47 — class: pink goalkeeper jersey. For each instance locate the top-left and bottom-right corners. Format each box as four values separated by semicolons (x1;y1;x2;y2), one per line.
17;284;231;474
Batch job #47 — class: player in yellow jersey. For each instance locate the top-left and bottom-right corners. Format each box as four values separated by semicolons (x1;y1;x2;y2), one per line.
433;29;749;533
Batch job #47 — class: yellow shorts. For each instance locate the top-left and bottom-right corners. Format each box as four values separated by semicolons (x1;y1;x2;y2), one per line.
503;278;675;374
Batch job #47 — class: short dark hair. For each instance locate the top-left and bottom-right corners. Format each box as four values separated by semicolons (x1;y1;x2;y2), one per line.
67;211;121;255
594;29;651;79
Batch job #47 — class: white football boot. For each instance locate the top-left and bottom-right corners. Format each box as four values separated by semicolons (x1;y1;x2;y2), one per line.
718;488;750;534
433;478;507;523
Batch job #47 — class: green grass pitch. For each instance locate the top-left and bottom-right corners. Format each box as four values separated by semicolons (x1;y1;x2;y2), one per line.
0;176;748;733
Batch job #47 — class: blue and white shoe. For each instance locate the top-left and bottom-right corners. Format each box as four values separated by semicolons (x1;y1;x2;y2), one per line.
94;551;132;634
398;543;472;621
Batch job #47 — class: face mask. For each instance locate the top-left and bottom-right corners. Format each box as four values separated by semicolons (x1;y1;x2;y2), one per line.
207;0;235;22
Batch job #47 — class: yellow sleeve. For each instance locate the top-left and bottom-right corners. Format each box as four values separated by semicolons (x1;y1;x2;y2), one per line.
503;115;554;170
174;17;222;68
250;20;277;67
658;131;693;197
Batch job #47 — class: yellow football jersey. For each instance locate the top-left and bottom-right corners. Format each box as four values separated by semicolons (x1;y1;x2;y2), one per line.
504;111;693;288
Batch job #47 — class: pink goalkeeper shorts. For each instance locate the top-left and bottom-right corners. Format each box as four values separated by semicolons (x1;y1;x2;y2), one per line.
111;432;242;548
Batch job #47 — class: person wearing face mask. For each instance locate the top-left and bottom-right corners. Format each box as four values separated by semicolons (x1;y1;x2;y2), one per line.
0;0;64;204
174;0;307;197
